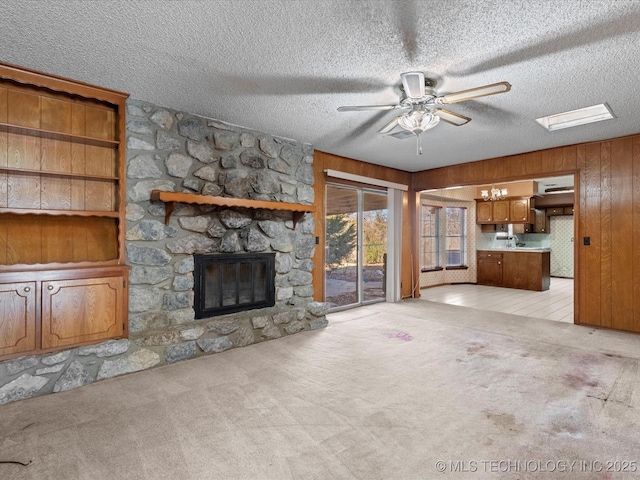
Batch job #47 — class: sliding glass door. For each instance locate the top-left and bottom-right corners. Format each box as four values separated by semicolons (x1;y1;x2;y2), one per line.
325;183;387;310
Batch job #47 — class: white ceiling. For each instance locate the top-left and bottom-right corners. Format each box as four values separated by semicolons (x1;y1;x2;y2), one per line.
2;1;640;172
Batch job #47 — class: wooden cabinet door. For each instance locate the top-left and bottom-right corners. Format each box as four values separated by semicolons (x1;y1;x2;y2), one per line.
0;282;36;356
41;276;125;349
492;201;510;223
533;208;548;233
547;207;564;216
477;258;503;286
509;199;530;222
476;201;493;223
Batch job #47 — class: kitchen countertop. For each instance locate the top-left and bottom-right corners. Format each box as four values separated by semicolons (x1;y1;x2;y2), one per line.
477;247;551;253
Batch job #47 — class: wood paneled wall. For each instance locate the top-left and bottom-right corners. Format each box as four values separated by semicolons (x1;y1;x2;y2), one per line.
312;151;414;301
411;134;640;334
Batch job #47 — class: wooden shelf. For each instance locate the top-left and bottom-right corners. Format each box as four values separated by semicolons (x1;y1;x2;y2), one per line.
0;122;119;148
151;190;316;226
0;166;119;181
0;208;119;218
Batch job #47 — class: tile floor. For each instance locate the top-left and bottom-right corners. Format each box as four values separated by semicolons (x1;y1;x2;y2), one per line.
420;277;574;323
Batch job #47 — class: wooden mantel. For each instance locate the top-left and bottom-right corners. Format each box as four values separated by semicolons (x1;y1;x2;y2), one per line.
150;190;316;226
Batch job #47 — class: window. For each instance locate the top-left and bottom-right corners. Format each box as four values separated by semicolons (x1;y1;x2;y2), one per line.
445;207;467;267
420;205;441;270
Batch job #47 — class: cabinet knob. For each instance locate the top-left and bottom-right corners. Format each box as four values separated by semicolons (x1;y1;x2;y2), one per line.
47;285;54;290
24;286;30;292
498;262;501;265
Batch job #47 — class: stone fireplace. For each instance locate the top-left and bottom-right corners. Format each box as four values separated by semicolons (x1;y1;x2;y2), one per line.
123;99;328;363
193;252;276;318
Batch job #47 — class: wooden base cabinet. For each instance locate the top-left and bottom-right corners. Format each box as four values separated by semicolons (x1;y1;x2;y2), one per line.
42;275;126;349
0;268;128;357
477;250;550;291
0;282;36;357
477;251;503;286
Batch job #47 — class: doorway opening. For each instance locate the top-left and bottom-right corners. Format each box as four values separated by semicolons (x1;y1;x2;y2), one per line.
418;174;576;324
325;183;387;311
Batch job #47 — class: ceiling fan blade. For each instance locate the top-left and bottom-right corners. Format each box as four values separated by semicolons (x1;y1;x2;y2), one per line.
377;117;399;134
401;71;425;99
338;105;398;112
437;81;511;105
435;109;471;126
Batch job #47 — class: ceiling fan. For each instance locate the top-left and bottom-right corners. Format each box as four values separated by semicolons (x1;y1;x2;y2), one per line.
337;72;511;154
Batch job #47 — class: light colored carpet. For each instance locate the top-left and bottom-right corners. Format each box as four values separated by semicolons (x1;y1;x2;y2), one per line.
1;300;640;479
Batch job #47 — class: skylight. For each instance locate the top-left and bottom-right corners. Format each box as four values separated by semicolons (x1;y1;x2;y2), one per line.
535;104;614;131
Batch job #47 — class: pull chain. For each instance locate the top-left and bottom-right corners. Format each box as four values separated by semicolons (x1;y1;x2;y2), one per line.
416;134;423;155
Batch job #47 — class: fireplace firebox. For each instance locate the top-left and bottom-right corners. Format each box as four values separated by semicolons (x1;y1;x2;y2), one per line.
193;253;275;319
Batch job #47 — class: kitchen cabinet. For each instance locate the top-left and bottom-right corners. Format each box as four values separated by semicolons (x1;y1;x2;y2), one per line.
547;207;565;216
510;198;531;222
477;251;503;286
492;201;511;223
502;251;550;291
477;250;550;291
533;208;548;233
476;202;493;223
475;198;531;224
0;62;129;360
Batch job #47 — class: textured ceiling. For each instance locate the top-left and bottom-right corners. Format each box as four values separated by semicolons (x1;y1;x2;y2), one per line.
2;0;640;172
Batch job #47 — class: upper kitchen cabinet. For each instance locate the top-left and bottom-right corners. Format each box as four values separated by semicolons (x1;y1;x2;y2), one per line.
476;201;493;223
0;62;130;359
475;198;531;224
510;198;531;223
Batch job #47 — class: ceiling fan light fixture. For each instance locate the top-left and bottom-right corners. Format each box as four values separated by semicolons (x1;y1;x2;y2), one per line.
397;111;440;135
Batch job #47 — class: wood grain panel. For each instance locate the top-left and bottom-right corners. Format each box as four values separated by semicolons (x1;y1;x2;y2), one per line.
40;101;72;209
41;276;123;349
2;214;42;264
633;135;640;332
581;142;602;327
524;151;543;176
7;89;42;208
7;89;40;128
0;87;7;207
85;105;115;140
482;157;510;181
509;155;527;178
70;142;86;210
41;217;75;264
610;137;634;331
84;218;118;262
562;145;578;171
0;282;36;356
84;146;115;211
600;141;612;328
574;144;585;324
40;97;71;133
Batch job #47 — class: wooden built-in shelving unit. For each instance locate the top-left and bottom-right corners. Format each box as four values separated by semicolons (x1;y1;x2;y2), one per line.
151;190;316;227
0;62;130;360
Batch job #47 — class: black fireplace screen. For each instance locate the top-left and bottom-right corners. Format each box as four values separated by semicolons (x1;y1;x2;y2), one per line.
194;253;275;318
